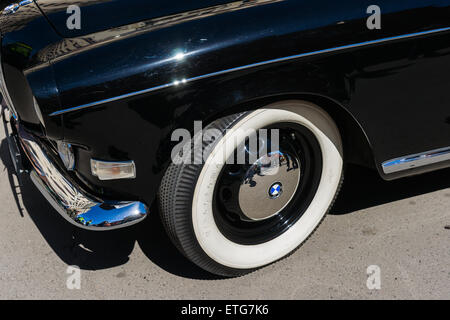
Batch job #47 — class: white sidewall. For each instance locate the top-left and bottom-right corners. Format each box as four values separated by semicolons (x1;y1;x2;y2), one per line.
192;101;343;269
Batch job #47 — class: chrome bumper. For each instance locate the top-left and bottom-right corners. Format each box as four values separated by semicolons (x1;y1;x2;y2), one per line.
3;108;149;230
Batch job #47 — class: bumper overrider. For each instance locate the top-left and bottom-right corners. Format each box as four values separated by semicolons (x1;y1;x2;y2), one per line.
2;108;149;230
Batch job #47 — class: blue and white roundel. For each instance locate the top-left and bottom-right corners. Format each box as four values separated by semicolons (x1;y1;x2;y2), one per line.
269;182;283;198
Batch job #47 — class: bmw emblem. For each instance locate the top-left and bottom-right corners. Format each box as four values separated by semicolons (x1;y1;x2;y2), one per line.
268;182;283;199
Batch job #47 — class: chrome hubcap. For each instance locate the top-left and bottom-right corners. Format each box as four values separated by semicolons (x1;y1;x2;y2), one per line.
213;124;323;245
238;151;301;221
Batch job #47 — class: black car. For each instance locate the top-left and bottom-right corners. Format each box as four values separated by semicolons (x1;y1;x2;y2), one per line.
1;0;449;277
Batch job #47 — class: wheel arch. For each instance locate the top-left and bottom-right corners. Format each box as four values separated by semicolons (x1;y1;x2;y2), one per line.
204;93;377;171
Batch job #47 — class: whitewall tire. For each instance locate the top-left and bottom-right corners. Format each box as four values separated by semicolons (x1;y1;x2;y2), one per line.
158;100;343;277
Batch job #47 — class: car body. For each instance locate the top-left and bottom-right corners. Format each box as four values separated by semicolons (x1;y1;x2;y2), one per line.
1;0;450;276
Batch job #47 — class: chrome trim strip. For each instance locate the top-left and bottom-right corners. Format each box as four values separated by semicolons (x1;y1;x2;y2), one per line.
49;26;450;117
382;146;450;174
2;3;20;15
17;126;149;230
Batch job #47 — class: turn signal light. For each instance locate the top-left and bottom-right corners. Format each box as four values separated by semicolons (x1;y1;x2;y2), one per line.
91;159;136;181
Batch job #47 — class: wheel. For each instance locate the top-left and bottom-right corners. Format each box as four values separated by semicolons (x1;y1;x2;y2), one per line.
158;100;344;277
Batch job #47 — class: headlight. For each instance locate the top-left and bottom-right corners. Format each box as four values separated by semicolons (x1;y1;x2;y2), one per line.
57;141;75;170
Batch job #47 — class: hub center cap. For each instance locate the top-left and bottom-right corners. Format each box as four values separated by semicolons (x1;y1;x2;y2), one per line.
238;151;301;221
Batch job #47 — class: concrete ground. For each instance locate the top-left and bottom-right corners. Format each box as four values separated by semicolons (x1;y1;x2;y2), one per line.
0;125;449;300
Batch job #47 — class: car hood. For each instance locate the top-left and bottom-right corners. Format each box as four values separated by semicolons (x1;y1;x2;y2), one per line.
35;0;233;38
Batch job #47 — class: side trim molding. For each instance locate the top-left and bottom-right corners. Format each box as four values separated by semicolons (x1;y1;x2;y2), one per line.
382;146;450;174
49;26;450;117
